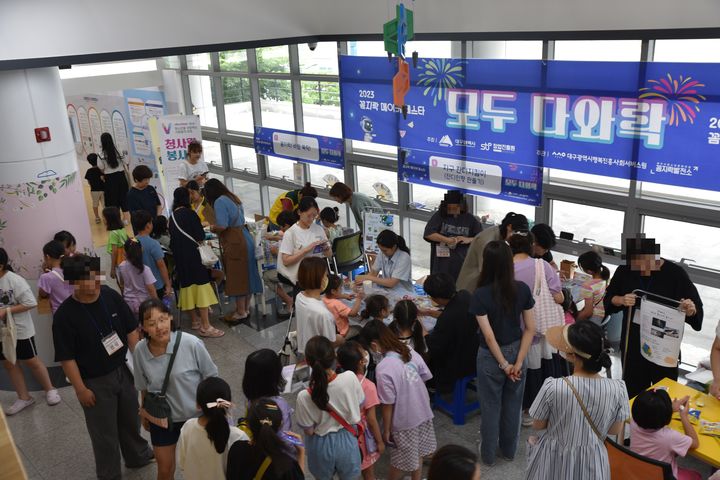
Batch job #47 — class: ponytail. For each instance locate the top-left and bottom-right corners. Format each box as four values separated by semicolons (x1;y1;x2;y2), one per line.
196;377;232;454
304;336;335;411
578;251;609;281
124;238;144;274
600;265;610;281
391;300;426;357
248;398;293;476
376;230;410;255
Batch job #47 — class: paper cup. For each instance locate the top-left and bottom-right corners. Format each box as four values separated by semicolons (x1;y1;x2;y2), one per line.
363;280;373;295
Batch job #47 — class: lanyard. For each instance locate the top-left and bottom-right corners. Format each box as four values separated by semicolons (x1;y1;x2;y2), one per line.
80;297;116;338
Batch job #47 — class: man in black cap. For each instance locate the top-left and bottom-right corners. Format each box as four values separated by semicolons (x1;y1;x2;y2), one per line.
456;212;529;292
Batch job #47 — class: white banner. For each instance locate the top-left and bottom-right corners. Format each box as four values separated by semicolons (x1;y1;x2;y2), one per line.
639;298;686;368
153;115;202;206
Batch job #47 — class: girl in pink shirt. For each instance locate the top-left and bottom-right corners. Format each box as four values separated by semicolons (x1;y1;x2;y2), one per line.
630;388;701;480
338;340;384;480
37;240;74;314
116;238;157;315
323;274;363;337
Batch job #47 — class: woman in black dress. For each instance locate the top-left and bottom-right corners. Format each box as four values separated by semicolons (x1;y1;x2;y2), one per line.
604;236;702;398
99;133;130;223
169;187;224;338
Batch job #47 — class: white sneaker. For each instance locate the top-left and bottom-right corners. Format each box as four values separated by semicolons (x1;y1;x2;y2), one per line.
5;397;35;416
46;389;61;406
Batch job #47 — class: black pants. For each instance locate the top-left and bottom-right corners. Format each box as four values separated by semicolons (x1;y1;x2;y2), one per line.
81;365;153;480
278;272;300;300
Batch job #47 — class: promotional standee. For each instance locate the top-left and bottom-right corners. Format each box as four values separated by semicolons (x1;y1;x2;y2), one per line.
151;115;203;204
637;297;686;368
362;211;398;253
253;126;344;169
340;56;720;205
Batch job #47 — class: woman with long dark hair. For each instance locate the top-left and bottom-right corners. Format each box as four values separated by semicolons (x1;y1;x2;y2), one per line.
295;336;364;480
98;132;130;220
471;240;536;466
204;178;262;324
226;398;305;479
169;187;223;337
355;230;413;291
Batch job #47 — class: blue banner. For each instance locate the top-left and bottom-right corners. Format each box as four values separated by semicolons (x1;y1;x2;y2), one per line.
340;56;720;195
254;127;344;169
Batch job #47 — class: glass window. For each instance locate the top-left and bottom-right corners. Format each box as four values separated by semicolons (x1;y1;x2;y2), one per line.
301;81;342;137
231;179;262;221
408;219;431;279
348;40;452;58
186;53;211;70
347;41;390;57
553;251;620;279
469;41;543;59
654;39;720;63
410;183;446;210
299;42;338;75
188;75;218;128
207;172;224;183
554;40;642;61
202;140;222;168
351;140;398;156
266;156;296;181
551;200;624;248
475;197;535;226
639;182;720;206
257;46;290;73
355;166;397;203
219;50;248;72
683;284;720;366
548;169;630;191
222;77;253;132
642;216;720;270
259;79;294;130
161;56;181;69
309;164;343;188
230;145;258;173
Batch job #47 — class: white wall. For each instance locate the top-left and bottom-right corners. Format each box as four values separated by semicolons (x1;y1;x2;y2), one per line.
2;0;720;65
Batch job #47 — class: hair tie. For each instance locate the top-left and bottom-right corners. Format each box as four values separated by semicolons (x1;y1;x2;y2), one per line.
206;398;232;410
259;418;273;426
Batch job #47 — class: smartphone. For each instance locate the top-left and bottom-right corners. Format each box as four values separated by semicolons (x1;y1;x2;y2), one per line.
312;243;326;254
281;432;304;447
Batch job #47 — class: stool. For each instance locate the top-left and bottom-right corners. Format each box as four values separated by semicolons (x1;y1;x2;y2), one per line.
433;375;480;425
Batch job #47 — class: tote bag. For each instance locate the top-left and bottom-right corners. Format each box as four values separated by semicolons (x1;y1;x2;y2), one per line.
533;259;565;335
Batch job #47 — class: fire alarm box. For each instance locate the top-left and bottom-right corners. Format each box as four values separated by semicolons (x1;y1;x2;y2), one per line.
35;127;51;143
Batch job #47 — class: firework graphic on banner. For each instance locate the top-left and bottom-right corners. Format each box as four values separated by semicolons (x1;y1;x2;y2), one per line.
639;74;706;126
417;59;466;106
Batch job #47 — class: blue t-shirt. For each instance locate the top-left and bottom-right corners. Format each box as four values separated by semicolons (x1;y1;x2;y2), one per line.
214;195;245;228
137;234;165;290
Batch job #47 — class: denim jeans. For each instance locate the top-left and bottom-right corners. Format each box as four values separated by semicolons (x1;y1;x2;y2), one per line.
476;340;527;465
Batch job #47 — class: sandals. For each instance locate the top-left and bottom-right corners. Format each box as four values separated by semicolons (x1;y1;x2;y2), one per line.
191;321;201;330
198;326;225;338
222;312;249;325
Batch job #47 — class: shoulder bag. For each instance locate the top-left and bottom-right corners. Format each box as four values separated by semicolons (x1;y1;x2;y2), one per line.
533;259;565;335
306;387;366;461
171;211;218;267
141;331;182;429
562;377;607;444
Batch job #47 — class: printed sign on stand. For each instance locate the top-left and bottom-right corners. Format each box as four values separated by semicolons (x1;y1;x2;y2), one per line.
638;298;686;368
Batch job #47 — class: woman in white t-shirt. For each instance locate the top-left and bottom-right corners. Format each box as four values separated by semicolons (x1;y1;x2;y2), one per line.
178;141;209;187
0;248;61;415
277;196;331;288
295;257;345;354
296;335;364;480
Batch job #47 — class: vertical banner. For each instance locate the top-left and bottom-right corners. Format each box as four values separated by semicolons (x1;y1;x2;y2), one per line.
153;115;202;202
123;89;167;182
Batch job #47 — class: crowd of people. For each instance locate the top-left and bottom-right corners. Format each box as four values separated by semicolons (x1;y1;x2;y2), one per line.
2;136;720;480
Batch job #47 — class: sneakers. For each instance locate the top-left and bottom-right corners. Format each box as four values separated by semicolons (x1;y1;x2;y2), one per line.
46;389;61;406
5;397;35;416
522;411;534;427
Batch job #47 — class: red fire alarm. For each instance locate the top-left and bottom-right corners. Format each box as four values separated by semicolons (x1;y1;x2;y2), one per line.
35;127;51;143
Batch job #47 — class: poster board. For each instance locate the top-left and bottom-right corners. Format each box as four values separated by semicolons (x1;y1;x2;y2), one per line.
362;210;399;254
638;297;686;368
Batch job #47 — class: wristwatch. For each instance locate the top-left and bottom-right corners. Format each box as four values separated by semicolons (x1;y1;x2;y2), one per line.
498;361;510;371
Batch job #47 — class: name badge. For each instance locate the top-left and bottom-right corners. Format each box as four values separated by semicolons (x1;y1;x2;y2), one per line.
102;332;124;356
436;244;451;258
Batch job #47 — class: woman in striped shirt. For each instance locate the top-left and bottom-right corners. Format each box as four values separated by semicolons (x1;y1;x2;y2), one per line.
525;321;629;480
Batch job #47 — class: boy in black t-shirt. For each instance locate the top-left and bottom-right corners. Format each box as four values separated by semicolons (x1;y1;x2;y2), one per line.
53;255;153;478
84;154;105;224
126;165;161;219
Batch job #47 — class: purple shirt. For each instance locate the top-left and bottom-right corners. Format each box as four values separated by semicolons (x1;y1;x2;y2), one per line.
117;261;156;314
37;268;74;314
376;349;433;431
514;257;562;294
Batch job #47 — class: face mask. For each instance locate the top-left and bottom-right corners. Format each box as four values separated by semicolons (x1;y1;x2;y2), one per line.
370;350;383;365
320;276;329;292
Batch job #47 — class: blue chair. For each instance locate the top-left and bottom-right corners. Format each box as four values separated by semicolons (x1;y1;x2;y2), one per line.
433;375;480;425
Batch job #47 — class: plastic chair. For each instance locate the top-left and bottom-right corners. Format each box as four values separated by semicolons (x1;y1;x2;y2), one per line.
432;375;480;425
329;231;364;276
606;438;675;480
